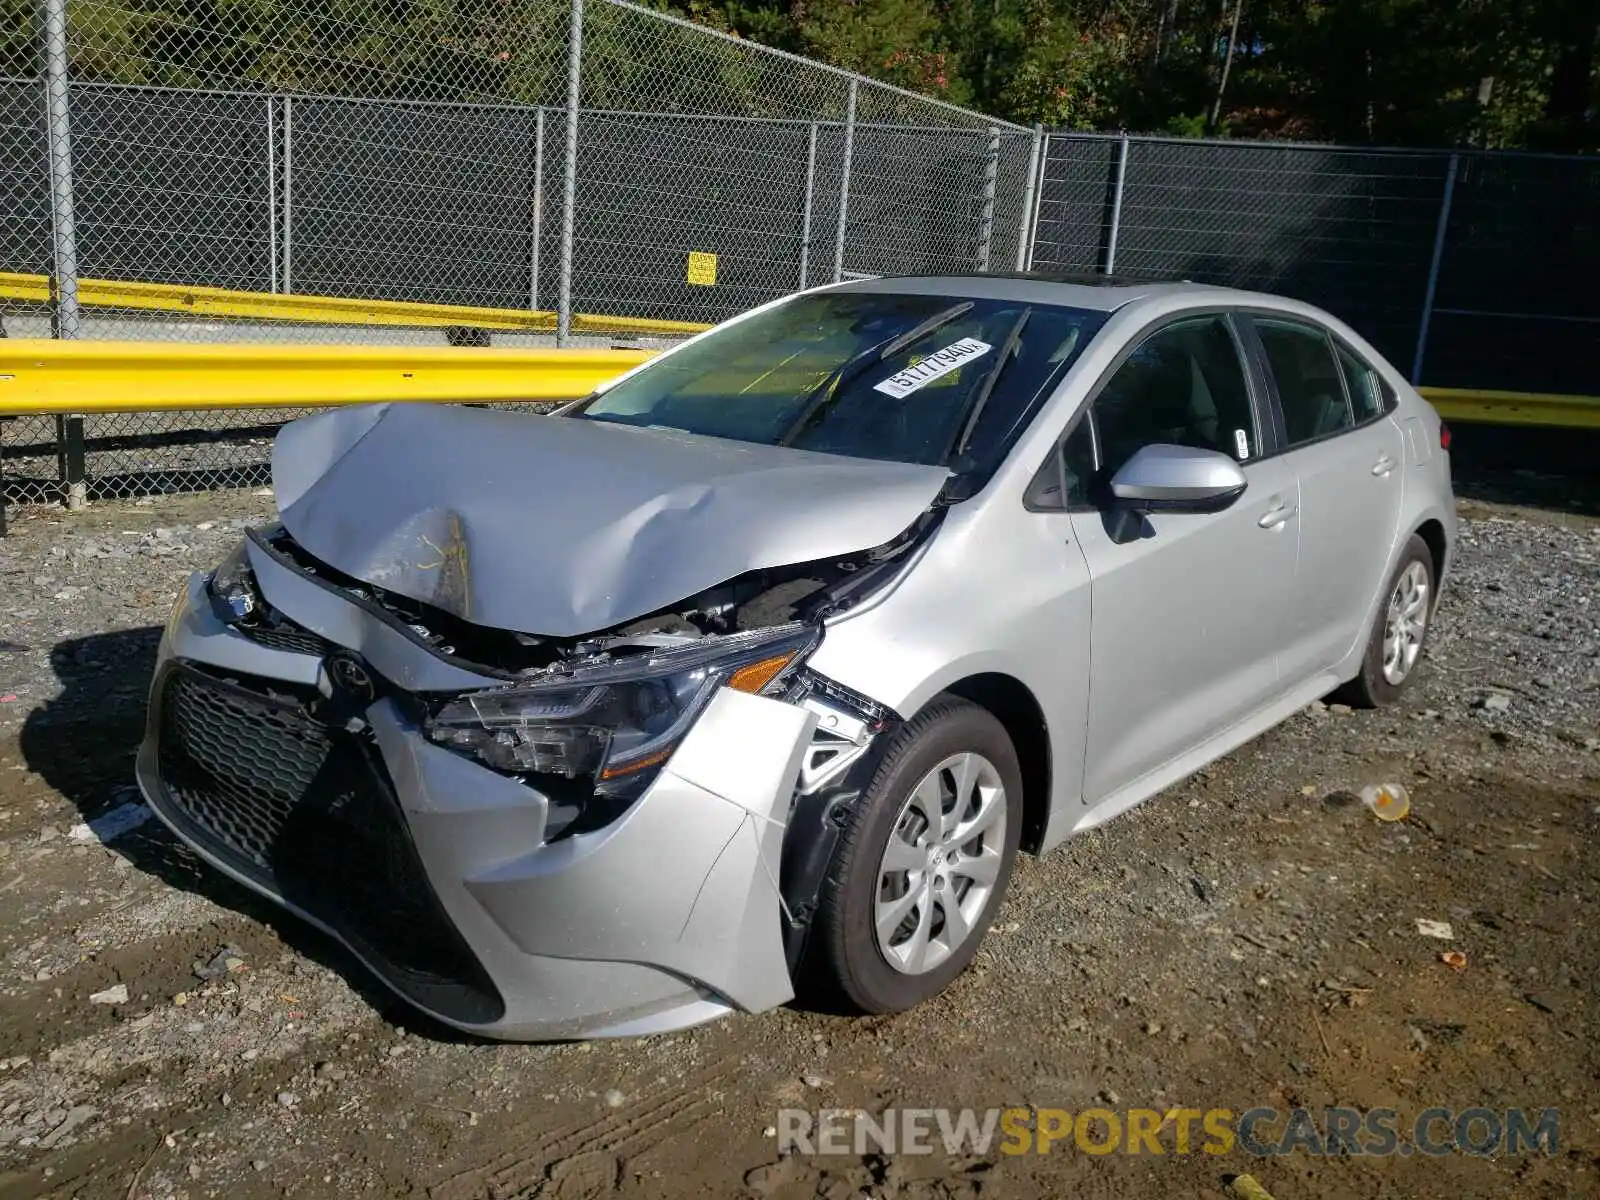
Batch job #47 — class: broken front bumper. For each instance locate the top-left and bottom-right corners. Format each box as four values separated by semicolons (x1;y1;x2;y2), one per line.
134;547;819;1041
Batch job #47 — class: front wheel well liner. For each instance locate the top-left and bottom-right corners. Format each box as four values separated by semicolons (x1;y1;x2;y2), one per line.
936;673;1051;854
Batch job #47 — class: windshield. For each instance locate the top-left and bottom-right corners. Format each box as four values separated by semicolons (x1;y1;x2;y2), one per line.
570;291;1108;471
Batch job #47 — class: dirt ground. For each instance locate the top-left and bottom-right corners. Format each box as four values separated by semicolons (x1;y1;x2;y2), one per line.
0;484;1595;1200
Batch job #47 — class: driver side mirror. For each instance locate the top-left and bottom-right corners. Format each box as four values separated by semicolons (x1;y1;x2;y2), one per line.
1108;443;1248;513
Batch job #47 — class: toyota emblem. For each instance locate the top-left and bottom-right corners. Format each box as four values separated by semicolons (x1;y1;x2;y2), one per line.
324;654;376;704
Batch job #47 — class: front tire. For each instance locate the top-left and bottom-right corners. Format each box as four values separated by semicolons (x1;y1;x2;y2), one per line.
1334;533;1436;708
805;696;1023;1014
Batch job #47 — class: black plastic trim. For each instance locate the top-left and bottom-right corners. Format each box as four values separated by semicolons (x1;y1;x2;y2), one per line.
778;675;900;973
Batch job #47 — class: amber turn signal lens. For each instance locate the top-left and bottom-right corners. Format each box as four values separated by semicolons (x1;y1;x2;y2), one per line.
727;652;796;696
598;745;676;781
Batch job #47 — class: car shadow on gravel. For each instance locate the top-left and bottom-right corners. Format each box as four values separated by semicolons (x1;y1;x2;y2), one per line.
19;625;475;1043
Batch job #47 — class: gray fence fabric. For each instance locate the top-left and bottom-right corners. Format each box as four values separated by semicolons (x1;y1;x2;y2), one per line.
8;87;1594;388
0;82;1032;331
2;0;1598;514
1426;153;1600;395
1030;134;1600;395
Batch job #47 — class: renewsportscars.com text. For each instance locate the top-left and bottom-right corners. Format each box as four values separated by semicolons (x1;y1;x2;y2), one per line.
777;1106;1559;1158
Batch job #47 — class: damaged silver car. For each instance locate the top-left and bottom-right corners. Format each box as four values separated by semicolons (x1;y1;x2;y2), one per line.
137;274;1456;1039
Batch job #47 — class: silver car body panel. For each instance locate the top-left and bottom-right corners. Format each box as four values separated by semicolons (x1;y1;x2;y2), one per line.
273;401;949;639
139;276;1456;1039
1069;452;1301;802
1278;416;1408;676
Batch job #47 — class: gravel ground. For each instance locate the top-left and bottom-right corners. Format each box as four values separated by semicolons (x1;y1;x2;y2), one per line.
0;488;1595;1200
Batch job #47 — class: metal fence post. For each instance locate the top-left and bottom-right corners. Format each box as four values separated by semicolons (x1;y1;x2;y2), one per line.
42;0;88;510
976;127;999;272
530;106;545;311
1015;125;1043;271
798;122;817;289
281;95;294;293
41;0;78;342
557;0;583;347
1411;151;1460;386
1105;134;1130;276
55;417;87;510
832;79;856;283
266;96;279;293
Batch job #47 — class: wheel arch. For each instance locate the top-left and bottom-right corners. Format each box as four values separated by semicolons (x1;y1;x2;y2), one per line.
931;673;1052;855
1414;517;1449;594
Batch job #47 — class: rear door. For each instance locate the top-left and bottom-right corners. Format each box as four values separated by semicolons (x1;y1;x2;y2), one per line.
1062;313;1300;806
1245;316;1406;679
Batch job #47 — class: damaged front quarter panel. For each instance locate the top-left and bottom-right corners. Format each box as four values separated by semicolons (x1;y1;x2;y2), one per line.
459;685;819;1017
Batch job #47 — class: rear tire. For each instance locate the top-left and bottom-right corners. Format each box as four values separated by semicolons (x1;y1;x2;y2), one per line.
1333;533;1436;708
803;696;1022;1014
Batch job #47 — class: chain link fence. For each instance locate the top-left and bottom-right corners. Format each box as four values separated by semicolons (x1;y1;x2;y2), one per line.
1030;133;1600;397
1;0;1035;510
4;0;1597;518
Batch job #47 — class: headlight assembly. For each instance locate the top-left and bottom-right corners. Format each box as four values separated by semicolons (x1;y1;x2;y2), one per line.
205;540;259;623
424;622;820;800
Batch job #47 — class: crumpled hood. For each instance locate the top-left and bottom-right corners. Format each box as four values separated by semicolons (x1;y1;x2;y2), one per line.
272;403;948;638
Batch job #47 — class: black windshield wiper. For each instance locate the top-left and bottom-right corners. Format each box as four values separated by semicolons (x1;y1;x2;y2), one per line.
947;307;1031;463
777;301;975;446
874;301;977;362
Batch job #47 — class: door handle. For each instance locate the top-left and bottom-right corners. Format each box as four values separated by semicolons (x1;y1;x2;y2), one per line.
1258;502;1297;529
1371;455;1396;477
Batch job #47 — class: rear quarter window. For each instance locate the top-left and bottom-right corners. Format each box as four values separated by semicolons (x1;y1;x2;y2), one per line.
1334;343;1394;422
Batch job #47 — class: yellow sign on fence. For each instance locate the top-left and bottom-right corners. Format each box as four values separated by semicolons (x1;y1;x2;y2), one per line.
686;251;718;287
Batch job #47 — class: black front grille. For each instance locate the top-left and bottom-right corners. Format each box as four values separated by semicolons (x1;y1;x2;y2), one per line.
234;619;329;657
154;663;504;1026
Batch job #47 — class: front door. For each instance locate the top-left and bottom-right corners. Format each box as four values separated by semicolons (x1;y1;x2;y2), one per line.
1065;314;1301;805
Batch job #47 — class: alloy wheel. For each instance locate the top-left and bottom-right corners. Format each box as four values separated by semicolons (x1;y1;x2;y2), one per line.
1381;560;1430;685
873;752;1008;975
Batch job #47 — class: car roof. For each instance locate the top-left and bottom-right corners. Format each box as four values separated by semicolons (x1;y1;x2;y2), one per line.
832;271;1217;313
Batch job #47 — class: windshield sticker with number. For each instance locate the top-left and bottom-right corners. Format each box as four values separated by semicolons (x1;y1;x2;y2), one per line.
872;338;993;399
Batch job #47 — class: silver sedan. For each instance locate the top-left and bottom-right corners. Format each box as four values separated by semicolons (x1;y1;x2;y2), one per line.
137;274;1455;1038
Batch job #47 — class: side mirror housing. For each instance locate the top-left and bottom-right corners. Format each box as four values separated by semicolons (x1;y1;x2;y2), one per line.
1108;443;1248;513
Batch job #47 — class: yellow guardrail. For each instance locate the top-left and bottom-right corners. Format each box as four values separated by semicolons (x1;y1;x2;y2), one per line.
0;271;711;339
0;340;652;414
1418;387;1600;430
0;269;1595;428
4;340;1596;427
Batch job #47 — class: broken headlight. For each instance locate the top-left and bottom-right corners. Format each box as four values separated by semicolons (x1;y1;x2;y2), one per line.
205;540;259;623
425;623;820;798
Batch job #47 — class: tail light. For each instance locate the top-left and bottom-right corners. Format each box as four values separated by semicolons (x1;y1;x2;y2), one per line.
1439;421;1452;451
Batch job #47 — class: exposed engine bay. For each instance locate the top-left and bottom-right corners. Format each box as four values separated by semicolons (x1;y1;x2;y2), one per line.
247;509;939;679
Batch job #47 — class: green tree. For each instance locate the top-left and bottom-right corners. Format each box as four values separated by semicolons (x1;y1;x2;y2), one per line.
31;0;1600;148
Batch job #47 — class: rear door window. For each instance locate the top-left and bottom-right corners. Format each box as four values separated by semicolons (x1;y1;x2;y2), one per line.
1254;319;1352;446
